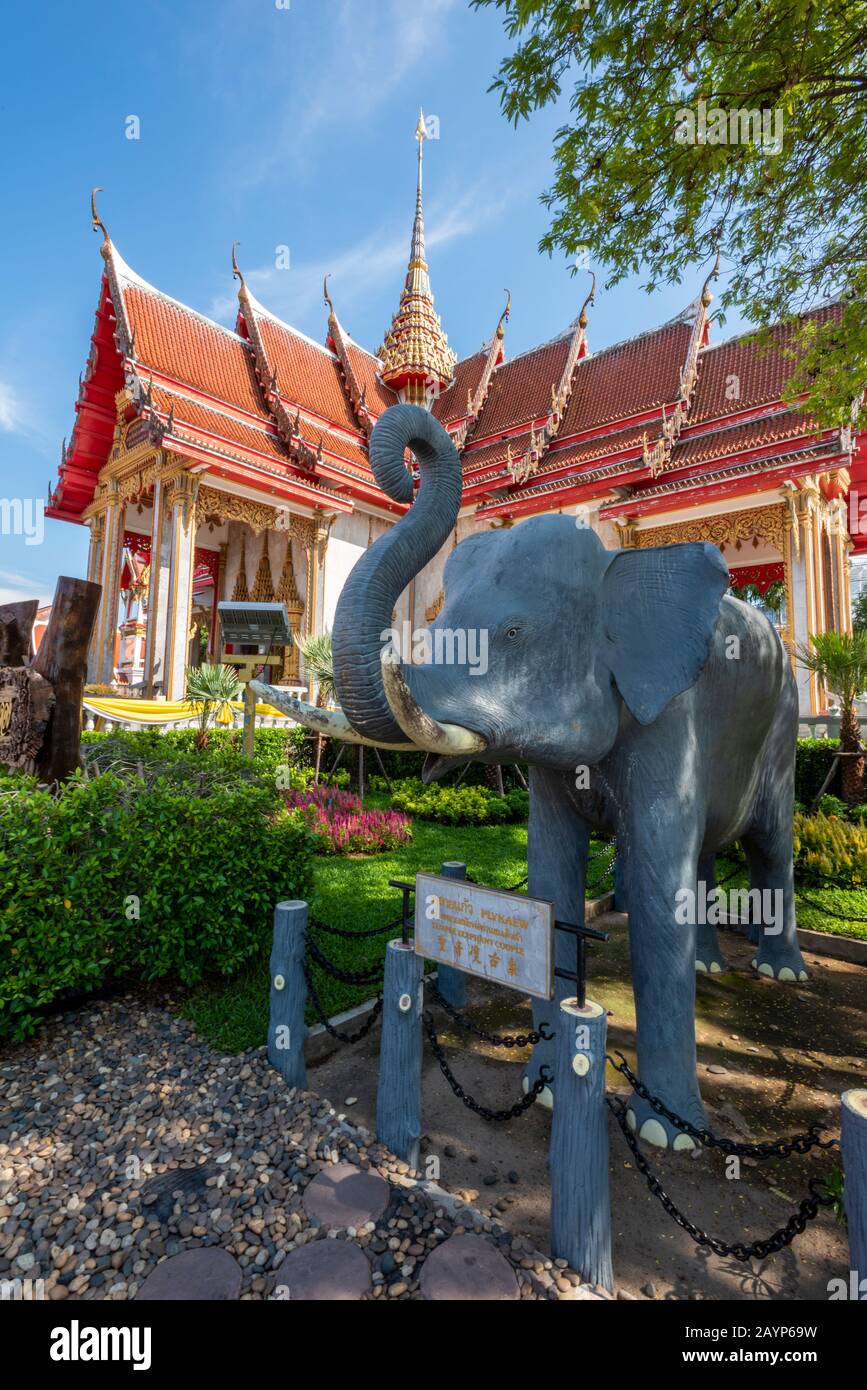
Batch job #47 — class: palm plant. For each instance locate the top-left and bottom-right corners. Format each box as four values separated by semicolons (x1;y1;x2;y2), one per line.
295;632;335;783
796;630;867;803
295;631;335;706
185;663;241;748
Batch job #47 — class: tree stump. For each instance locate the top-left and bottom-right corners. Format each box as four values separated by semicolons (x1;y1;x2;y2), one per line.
0;577;100;783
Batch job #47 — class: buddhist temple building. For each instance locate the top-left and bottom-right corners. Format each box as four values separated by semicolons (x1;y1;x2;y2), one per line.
48;121;864;717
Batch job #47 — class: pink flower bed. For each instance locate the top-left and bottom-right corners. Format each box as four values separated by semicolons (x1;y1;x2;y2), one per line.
284;786;412;854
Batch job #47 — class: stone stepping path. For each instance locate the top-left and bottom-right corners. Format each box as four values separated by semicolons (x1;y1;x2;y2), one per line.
272;1240;372;1300
136;1247;242;1301
139;1163;217;1225
302;1161;390;1231
419;1234;520;1301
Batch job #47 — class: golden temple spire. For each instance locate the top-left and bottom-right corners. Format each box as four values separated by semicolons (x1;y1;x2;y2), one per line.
379;111;456;407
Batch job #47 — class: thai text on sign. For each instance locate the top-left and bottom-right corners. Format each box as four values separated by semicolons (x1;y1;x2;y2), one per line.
414;873;554;1000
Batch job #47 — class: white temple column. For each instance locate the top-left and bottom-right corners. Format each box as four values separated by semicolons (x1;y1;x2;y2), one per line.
94;480;125;685
162;473;199;701
85;513;105;682
143;475;173;697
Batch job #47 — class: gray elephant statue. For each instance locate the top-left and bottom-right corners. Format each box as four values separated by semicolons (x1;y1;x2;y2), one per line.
254;403;807;1149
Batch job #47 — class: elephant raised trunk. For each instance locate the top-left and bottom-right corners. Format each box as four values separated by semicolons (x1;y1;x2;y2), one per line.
332;404;463;743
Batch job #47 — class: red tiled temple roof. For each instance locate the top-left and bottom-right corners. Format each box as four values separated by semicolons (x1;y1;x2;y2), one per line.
671;409;827;469
433;350;489;427
471;337;573;439
124;285;267;420
341;338;398;417
545;426;648;472
148;385;291;466
48;230;851;534
557;317;694;439
688;304;842;426
242;297;361;435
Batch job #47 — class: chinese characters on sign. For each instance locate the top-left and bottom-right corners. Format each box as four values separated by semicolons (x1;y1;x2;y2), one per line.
414;873;554;1000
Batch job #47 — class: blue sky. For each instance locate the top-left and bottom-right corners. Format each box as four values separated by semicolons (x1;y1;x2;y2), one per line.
0;0;749;606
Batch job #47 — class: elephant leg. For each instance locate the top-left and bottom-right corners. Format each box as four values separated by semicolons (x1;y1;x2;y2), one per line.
738;684;806;981
695;852;729;975
741;814;807;983
525;767;592;1107
622;809;706;1150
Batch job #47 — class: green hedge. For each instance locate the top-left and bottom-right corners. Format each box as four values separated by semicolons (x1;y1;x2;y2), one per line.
795;738;842;806
81;725;311;778
387;778;529;826
0;770;315;1041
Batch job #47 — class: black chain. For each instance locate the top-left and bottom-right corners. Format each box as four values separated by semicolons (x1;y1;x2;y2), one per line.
607;1053;838;1158
607;1097;836;1261
305;936;385;987
427;982;554;1048
465;872;528;893
424;1012;552;1121
303;959;384;1043
308;914;406;940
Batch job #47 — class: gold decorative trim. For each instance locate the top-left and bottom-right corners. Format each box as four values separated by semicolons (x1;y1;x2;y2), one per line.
613;517;639;549
197;485;279;535
634;503;787;552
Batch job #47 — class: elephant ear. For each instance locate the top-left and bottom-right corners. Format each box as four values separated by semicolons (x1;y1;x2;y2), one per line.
601;542;729;725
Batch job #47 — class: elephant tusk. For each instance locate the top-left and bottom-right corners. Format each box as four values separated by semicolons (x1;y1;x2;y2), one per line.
250;681;419;750
380;653;487;755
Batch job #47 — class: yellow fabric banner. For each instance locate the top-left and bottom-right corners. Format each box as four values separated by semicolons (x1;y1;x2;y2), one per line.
82;698;290;726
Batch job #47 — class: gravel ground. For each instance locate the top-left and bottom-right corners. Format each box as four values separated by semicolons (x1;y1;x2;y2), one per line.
0;997;601;1301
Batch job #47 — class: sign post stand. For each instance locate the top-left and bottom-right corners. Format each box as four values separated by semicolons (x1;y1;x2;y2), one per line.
435;860;467;1007
376;939;424;1168
550;997;613;1292
268;900;308;1088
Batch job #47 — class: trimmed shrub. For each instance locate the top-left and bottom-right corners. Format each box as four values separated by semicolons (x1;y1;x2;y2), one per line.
0;770;315;1041
388;778;529;826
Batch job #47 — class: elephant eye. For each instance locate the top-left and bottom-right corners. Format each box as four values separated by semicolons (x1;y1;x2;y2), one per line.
505;626;519;639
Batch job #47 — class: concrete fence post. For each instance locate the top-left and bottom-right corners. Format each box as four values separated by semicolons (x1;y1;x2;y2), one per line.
550;996;613;1292
841;1088;867;1281
268;899;308;1088
435;860;467;1007
376;938;424;1168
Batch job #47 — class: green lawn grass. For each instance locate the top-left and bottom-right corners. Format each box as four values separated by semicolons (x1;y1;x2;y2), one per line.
182;826;861;1054
183;800;617;1053
183;811;530;1053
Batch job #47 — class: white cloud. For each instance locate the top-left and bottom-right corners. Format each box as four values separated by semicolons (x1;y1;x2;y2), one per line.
0;381;22;433
0;377;53;448
0;569;52;607
231;0;459;189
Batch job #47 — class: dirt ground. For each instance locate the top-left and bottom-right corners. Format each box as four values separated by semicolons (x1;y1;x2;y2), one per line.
311;911;866;1301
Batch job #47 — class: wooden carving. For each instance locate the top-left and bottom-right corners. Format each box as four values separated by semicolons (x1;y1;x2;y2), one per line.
0;666;55;773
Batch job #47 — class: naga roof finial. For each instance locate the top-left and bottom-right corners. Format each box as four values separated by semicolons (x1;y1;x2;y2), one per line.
578;270;596;329
323;273;335;317
496;288;511;340
231;241;245;290
91;188;111;259
701;242;722;307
